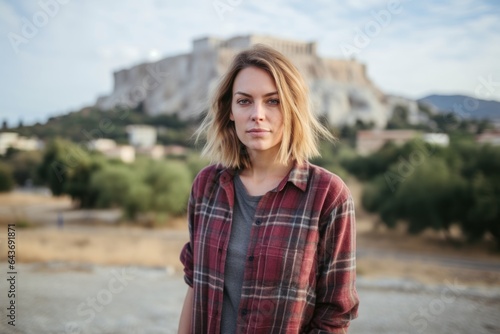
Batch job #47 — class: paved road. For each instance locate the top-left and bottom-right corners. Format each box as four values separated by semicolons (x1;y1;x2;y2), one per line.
1;263;499;334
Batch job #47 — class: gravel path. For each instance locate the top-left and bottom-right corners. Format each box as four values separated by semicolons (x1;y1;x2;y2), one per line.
1;262;499;334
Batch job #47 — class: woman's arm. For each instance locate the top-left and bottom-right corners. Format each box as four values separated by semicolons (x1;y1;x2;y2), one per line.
177;286;194;334
307;194;359;333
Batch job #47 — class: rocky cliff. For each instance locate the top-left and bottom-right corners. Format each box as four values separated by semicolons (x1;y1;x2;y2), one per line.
96;35;392;128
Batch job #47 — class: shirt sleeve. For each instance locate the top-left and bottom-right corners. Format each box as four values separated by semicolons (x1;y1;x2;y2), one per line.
306;192;359;333
179;184;196;288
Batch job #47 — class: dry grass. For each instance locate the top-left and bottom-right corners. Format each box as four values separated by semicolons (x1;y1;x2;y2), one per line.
0;226;189;271
1;190;499;286
357;256;500;287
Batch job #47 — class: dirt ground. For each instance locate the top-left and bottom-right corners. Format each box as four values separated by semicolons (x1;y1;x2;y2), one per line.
1;191;500;334
0;191;499;287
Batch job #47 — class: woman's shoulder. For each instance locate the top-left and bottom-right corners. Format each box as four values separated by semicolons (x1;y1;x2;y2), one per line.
192;164;227;190
306;162;352;206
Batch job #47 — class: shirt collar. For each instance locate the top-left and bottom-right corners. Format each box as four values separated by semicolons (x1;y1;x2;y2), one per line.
219;160;310;193
276;160;309;192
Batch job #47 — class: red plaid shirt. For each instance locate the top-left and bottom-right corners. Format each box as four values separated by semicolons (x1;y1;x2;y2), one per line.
180;161;359;333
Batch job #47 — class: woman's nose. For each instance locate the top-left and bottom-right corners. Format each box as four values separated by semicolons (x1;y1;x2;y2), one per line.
251;102;265;121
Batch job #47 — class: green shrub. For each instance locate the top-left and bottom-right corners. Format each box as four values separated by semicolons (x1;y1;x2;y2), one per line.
0;162;14;192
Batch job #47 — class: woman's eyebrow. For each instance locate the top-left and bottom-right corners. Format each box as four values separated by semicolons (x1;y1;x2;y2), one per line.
234;91;279;97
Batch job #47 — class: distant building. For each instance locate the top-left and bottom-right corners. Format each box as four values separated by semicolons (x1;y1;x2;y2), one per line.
16;136;41;151
193;35;317;56
0;132;19;155
476;131;500;146
356;130;449;155
88;138;117;151
0;132;42;155
102;145;136;163
136;145;165;160
87;138;135;163
164;145;188;157
422;133;450;147
356;130;420;155
126;125;157;148
96;34;389;127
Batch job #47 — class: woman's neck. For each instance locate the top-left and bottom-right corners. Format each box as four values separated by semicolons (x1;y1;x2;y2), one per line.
239;151;293;196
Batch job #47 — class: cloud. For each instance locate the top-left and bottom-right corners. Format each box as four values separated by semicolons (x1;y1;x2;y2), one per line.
0;0;499;126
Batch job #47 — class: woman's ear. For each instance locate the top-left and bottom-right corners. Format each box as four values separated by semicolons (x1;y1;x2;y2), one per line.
229;111;234;121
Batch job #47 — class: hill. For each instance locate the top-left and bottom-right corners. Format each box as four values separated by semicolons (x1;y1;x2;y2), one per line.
95;34;391;128
418;94;500;121
9;107;196;146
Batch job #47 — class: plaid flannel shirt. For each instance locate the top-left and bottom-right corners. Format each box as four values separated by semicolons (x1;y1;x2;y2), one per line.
180;161;359;333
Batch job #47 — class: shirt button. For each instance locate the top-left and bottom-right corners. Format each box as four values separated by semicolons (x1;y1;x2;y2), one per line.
248;255;254;261
255;220;262;225
241;309;248;316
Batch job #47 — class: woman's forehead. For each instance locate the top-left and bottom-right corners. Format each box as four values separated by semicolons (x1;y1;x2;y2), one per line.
232;67;278;95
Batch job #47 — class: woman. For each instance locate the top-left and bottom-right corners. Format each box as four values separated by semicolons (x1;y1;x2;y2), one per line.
178;45;359;333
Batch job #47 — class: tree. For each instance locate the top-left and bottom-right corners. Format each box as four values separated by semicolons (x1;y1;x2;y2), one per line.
124;183;153;219
0;162;14;192
37;138;105;206
64;154;106;208
143;160;191;215
186;153;210;178
342;141;400;181
395;158;466;235
386;105;409;129
461;173;500;244
310;140;351;180
354;137;500;247
459;145;500;246
89;164;139;209
5;150;43;186
38;138;73;196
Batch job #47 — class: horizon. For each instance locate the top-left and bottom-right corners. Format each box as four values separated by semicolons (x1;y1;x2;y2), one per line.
1;0;499;127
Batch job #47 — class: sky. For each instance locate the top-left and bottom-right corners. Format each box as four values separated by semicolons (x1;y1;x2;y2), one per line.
1;0;500;127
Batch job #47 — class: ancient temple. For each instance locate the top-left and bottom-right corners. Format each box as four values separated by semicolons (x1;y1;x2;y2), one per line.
96;35;402;128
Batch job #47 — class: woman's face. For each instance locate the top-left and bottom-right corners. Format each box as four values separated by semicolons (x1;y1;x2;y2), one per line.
230;66;284;156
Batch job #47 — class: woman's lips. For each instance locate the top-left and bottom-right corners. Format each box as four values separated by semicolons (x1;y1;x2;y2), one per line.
247;128;270;133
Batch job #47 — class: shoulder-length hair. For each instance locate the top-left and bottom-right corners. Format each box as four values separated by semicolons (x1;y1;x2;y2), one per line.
196;44;334;169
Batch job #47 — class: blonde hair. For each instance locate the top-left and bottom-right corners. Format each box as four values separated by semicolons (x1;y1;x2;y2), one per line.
196;44;334;169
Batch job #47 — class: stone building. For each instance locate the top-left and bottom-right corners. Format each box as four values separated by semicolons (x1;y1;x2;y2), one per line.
193;35;317;56
96;34;390;128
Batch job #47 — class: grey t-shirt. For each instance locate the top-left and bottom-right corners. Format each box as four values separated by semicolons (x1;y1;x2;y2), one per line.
221;174;262;334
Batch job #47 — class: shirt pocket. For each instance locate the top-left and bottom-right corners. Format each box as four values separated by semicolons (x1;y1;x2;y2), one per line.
255;245;312;289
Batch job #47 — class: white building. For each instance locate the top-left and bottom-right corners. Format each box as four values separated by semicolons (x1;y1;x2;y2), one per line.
102;145;136;163
423;133;449;147
0;132;18;155
126;125;157;148
87;138;136;163
0;132;42;155
87;138;117;152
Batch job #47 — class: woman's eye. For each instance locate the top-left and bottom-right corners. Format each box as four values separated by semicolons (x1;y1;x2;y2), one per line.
237;99;251;105
268;99;280;105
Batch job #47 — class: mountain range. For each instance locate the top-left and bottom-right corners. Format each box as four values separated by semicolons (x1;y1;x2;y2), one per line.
418;94;500;122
